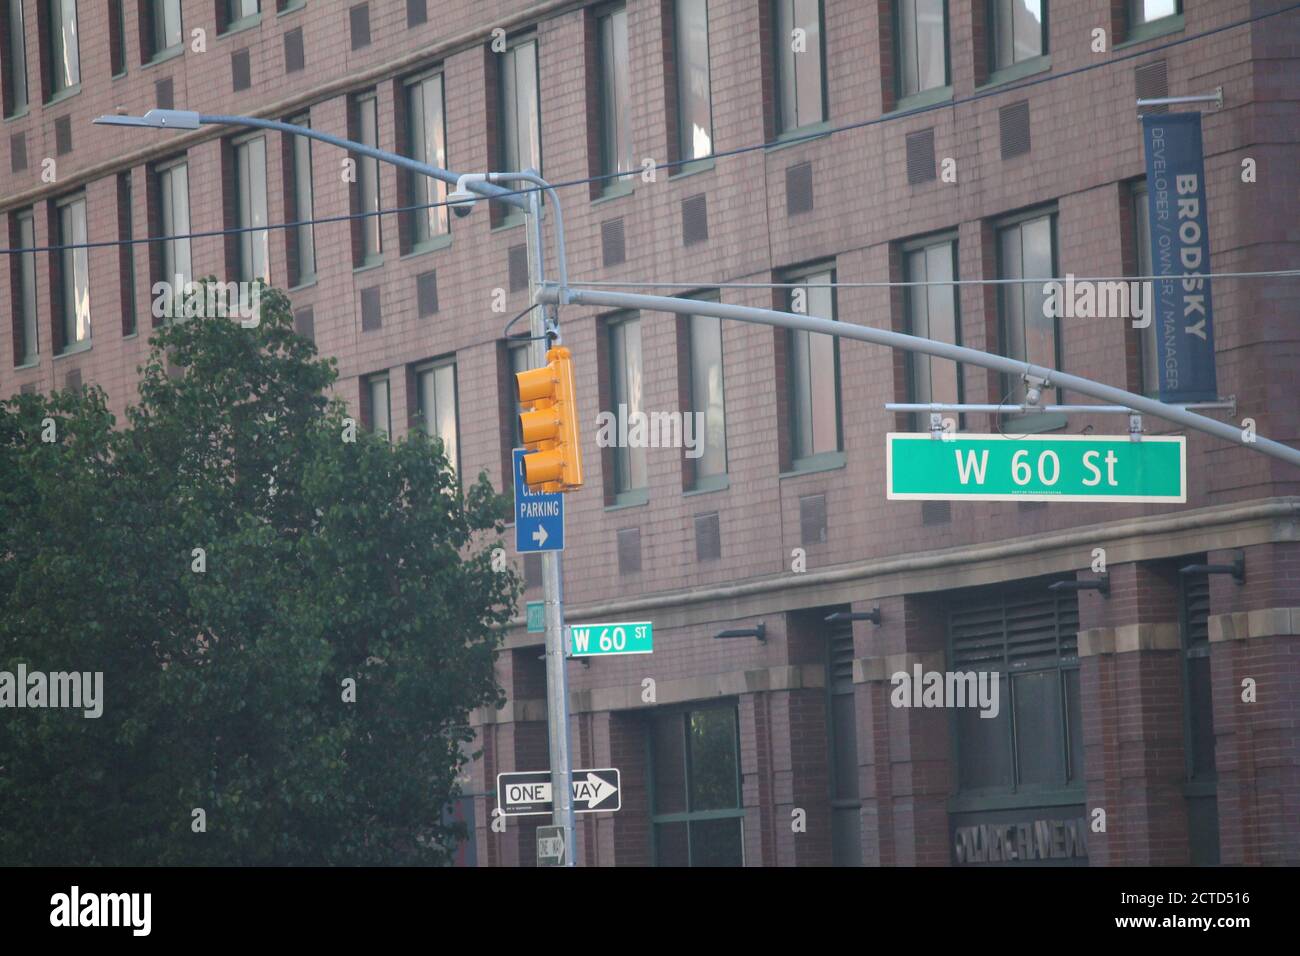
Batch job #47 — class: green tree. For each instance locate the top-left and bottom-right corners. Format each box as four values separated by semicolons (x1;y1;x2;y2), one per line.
0;282;516;865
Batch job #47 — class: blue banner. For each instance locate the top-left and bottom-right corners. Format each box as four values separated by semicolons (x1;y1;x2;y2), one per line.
1141;113;1218;403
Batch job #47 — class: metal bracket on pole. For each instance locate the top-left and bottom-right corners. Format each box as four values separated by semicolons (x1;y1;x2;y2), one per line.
1136;86;1223;113
1022;374;1050;409
929;412;944;440
1129;413;1143;442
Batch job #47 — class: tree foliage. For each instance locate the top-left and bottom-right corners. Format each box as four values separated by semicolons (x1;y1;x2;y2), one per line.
0;283;516;864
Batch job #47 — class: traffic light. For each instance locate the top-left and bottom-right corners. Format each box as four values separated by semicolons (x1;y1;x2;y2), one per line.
516;345;583;492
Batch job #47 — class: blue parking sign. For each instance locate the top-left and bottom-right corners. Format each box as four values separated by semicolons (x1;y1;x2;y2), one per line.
514;448;564;553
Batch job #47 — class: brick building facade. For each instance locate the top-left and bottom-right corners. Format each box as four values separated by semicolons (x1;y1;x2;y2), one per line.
1;0;1297;865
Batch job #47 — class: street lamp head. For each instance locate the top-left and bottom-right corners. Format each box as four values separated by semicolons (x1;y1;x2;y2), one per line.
92;109;201;130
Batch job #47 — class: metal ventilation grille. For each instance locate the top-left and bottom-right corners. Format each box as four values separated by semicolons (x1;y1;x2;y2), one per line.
786;161;813;215
682;194;708;245
828;622;855;688
416;270;439;316
10;132;25;172
20;383;36;395
55;116;71;156
601;217;626;267
951;588;1079;670
232;49;251;92
906;128;936;184
1018;499;1046;512
155;77;174;109
407;0;427;27
695;512;721;561
65;367;82;391
284;28;305;73
294;307;315;342
999;101;1031;159
508;244;529;292
800;494;827;545
922;499;951;525
350;4;372;49
1135;60;1169;113
1182;571;1211;646
360;287;381;331
617;527;642;574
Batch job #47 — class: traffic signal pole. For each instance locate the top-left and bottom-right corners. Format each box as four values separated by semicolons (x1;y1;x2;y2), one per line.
524;182;578;866
540;286;1300;470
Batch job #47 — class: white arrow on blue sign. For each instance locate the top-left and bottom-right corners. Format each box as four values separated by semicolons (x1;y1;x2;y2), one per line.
513;448;564;553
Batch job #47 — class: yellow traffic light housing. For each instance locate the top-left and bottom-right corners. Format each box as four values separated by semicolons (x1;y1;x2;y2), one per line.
516;345;583;492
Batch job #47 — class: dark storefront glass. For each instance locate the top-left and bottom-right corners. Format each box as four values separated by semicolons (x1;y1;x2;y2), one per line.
650;705;744;866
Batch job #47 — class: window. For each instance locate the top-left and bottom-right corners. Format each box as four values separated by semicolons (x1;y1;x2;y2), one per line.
364;374;391;440
773;0;826;134
825;619;861;865
996;210;1058;411
10;209;38;365
45;0;80;98
673;0;713;163
508;339;531;449
352;91;382;265
145;0;182;60
1178;564;1219;866
894;0;948;100
56;194;90;351
990;0;1045;72
607;313;646;499
904;237;962;429
415;359;458;474
1129;181;1161;396
285;113;316;286
595;5;632;188
650;705;744;866
949;583;1082;797
154;159;192;317
235;135;270;283
2;1;29;116
223;0;259;32
785;268;841;466
686;311;727;487
404;71;449;248
1129;0;1179;28
498;34;540;188
108;0;124;75
118;173;137;337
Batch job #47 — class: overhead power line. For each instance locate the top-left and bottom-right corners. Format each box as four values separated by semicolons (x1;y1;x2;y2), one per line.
1;2;1296;258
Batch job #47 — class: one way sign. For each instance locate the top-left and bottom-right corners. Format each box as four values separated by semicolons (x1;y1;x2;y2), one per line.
496;768;621;816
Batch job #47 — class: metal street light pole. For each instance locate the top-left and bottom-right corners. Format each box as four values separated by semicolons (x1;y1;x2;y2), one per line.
94;109;578;864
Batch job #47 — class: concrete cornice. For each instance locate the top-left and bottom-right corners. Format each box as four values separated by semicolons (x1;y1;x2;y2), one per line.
504;498;1300;644
1209;607;1300;642
1078;622;1181;657
475;663;824;723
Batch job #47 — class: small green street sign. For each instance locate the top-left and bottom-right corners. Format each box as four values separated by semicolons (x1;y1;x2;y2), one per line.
526;601;545;634
569;622;653;657
886;433;1186;503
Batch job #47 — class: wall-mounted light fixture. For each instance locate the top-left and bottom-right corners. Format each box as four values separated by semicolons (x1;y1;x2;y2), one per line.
714;623;766;642
1180;550;1245;585
1049;575;1110;597
824;608;882;626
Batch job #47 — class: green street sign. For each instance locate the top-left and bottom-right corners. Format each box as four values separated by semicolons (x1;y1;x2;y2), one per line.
569;622;653;657
886;433;1185;503
526;601;545;634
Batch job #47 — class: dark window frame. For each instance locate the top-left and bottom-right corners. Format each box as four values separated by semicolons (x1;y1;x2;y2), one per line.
782;262;844;470
901;231;964;431
772;0;828;136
